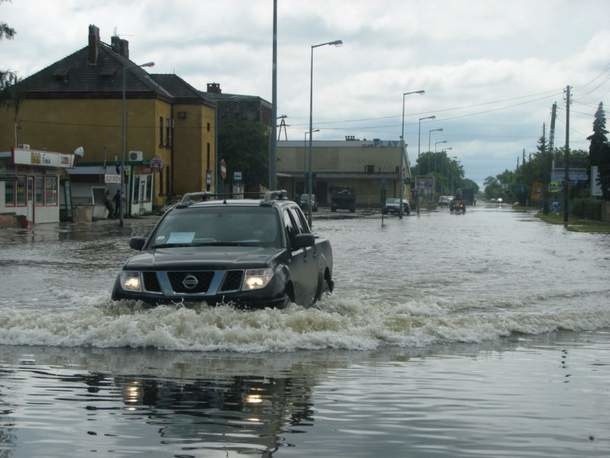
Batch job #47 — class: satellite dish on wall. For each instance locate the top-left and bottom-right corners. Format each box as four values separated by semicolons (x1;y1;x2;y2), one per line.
74;146;85;157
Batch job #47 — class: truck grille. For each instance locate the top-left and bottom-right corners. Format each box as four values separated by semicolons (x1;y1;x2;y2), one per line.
143;272;162;292
168;271;214;294
220;270;243;292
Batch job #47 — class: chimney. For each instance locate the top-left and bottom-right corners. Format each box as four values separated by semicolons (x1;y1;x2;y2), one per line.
207;82;222;94
88;24;100;65
119;39;129;59
111;35;121;53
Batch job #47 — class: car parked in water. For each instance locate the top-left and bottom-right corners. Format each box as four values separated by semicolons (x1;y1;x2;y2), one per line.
382;197;410;215
111;191;334;308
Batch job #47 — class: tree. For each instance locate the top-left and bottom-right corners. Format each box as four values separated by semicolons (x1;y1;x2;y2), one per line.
218;120;268;191
587;102;608;166
0;1;16;91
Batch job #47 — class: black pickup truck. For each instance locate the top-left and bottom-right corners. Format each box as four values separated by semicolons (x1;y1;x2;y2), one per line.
111;191;333;308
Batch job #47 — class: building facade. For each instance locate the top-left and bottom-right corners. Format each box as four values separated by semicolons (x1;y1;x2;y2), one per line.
0;25;217;216
276;139;412;207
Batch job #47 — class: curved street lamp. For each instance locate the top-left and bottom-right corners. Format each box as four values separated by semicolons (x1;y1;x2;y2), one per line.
428;127;443;153
418;115;435;158
435;140;447;153
308;40;343;226
399;90;425;218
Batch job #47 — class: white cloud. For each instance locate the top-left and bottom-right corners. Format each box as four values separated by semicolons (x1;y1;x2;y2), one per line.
1;0;609;181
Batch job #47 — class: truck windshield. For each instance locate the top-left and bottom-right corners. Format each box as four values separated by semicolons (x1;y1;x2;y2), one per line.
151;206;282;248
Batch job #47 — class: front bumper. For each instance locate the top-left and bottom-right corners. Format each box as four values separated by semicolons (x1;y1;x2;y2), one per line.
111;270;288;308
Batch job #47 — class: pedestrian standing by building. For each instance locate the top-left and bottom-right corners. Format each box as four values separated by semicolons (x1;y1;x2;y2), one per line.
104;190;114;218
113;190;121;219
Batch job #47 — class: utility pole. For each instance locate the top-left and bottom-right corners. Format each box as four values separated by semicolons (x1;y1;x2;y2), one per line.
563;85;571;227
549;102;557;153
269;0;278;190
541;122;550;214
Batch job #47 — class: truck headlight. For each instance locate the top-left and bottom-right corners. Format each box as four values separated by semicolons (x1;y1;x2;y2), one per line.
120;271;142;292
243;268;274;290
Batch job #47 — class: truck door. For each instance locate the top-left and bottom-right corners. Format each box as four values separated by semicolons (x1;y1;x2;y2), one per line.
282;208;310;305
289;206;318;304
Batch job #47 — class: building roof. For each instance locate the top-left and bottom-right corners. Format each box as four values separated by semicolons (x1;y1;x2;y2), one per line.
12;42;173;101
149;74;215;107
200;90;272;108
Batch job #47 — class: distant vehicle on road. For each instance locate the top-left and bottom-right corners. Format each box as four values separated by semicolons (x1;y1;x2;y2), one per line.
438;195;454;207
382;197;410;215
299;193;318;212
330;188;356;213
450;198;466;214
111;190;333;308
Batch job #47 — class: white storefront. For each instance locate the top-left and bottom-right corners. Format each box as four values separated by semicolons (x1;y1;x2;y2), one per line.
67;163;154;218
0;147;74;225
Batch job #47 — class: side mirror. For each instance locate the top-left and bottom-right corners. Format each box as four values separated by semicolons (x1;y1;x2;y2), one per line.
129;236;146;251
292;233;315;250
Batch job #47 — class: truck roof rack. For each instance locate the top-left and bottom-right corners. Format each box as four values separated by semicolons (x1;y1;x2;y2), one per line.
261;190;289;205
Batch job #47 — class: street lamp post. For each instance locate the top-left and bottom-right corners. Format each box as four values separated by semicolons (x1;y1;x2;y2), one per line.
120;60;154;228
303;129;319;191
399;90;424;218
418;115;435;159
434;140;447;153
428;127;443;153
308;39;342;227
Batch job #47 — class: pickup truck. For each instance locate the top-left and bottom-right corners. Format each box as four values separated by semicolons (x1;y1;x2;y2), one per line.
111;191;333;308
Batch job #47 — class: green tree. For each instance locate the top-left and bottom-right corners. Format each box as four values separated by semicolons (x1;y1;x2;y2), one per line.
218;120;268;191
0;1;16;91
587;102;608;166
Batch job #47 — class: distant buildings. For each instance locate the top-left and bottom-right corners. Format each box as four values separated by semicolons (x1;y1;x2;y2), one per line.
277;138;412;206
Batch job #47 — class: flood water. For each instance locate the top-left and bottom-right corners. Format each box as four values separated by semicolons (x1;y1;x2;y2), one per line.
0;206;609;456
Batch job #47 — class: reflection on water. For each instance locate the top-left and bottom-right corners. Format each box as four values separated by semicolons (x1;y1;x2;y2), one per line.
0;333;609;457
1;208;610;455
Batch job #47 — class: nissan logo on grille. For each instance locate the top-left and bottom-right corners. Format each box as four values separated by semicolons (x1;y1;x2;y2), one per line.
182;274;199;290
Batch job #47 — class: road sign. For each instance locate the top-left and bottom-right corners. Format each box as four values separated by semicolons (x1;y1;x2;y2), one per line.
151;155;163;169
233;171;242;182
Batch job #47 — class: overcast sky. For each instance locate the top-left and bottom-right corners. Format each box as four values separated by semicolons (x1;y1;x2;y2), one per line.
2;0;610;184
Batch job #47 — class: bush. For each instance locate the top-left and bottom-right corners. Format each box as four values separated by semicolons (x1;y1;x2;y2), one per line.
570;198;602;220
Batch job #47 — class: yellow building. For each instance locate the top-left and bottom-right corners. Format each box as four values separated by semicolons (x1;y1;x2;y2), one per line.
0;25;216;215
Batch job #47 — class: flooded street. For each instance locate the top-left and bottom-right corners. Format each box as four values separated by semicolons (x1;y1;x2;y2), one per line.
0;207;610;456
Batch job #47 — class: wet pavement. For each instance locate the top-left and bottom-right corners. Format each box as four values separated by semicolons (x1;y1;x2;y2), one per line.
0;206;609;456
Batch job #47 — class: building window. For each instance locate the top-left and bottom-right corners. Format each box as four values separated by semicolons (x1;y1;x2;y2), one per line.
165;118;171;148
35;176;44;206
146;175;152;202
133;176;140;203
207;122;210;132
159;168;164;196
16;176;26;206
166;167;170;195
4;178;16;206
45;176;58;206
159;116;164;146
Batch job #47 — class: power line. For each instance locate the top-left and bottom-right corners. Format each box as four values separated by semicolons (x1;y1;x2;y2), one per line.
287;87;563;127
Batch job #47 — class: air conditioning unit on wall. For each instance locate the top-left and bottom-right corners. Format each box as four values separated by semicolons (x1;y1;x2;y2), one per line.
128;150;143;161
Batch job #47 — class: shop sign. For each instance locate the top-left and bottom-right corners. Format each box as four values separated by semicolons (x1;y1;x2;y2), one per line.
104;174;121;184
13;147;74;168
